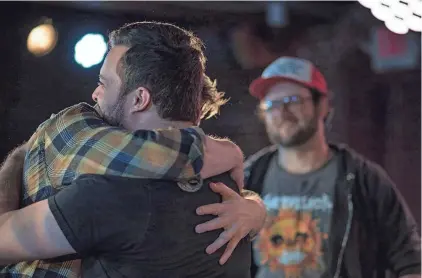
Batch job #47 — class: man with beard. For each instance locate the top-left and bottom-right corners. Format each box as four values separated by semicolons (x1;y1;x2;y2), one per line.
242;57;420;278
0;22;266;277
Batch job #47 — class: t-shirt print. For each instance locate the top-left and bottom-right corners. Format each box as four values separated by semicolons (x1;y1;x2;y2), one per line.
254;194;332;278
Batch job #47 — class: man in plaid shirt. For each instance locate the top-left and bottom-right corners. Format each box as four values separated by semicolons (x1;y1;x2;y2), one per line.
0;21;265;277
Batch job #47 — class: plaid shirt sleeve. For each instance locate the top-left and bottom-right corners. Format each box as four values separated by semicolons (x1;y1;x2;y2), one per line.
23;102;206;205
44;103;205;181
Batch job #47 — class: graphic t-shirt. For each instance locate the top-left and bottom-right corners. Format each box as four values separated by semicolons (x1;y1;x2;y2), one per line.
253;152;338;278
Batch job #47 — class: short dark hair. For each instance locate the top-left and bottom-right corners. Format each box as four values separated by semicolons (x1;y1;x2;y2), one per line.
109;21;226;123
309;88;324;104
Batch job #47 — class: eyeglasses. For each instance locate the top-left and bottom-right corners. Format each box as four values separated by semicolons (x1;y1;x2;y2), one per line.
259;95;313;112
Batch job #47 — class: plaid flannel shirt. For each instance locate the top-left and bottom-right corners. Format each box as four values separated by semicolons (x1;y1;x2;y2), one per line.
1;102;205;277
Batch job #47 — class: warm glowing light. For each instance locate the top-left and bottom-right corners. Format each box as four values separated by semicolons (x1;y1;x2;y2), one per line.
27;24;58;57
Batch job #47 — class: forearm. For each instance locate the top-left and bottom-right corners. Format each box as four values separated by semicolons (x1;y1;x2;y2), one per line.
0;144;27;214
0;210;21;264
0;200;75;265
200;136;243;179
0;209;34;265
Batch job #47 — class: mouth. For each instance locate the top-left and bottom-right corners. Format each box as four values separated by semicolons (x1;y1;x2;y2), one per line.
277;122;299;135
278;250;306;265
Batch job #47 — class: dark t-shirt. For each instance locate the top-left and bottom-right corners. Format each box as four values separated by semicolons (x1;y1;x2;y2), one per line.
48;174;251;278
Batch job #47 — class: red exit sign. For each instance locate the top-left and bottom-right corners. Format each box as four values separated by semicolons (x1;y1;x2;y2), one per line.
370;26;420;73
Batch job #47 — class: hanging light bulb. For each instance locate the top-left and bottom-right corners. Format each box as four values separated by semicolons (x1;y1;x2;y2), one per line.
27;21;58;57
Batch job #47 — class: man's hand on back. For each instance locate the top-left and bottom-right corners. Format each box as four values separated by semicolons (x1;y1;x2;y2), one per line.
195;182;266;265
200;137;244;189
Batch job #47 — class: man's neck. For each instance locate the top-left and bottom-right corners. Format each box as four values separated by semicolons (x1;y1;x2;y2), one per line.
128;116;195;131
125;105;196;131
152;119;195;129
277;133;330;174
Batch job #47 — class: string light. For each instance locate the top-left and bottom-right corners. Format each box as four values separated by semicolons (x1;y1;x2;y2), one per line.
358;0;422;34
358;0;374;9
385;17;410;34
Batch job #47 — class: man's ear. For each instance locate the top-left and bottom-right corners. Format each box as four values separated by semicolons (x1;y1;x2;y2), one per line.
130;87;151;113
322;91;334;129
324;108;335;131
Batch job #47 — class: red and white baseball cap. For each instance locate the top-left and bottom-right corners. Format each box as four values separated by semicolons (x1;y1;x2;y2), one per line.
249;57;328;100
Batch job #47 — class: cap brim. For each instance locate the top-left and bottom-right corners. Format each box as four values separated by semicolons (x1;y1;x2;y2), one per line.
249;76;316;100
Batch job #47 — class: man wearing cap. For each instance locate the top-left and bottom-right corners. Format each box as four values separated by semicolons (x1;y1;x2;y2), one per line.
244;57;421;278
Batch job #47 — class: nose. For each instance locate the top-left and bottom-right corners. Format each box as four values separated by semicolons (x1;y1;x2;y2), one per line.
274;104;293;119
268;106;294;126
92;86;102;102
269;106;286;119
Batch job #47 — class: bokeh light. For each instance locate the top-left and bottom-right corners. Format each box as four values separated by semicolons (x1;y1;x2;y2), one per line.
27;23;58;57
74;33;107;68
